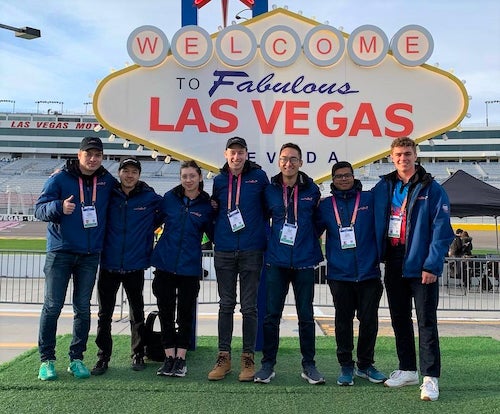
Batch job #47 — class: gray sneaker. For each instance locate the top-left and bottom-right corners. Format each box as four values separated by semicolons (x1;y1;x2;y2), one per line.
301;365;325;385
254;365;275;383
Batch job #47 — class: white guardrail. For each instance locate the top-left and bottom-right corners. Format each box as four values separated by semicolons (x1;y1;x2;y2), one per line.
0;250;499;312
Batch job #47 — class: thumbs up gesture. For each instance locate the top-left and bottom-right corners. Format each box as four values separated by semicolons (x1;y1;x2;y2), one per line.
63;195;76;215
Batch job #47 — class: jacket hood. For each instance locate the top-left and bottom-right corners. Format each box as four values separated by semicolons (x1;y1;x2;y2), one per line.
270;170;313;189
330;178;363;194
220;159;262;174
64;158;107;178
383;164;433;188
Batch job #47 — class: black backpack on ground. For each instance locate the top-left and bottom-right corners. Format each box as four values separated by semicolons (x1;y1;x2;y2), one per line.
144;310;165;362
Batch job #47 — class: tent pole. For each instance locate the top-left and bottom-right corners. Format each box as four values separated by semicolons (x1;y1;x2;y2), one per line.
496;216;499;253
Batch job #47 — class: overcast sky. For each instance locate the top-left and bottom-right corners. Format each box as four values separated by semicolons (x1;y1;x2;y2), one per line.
1;0;499;126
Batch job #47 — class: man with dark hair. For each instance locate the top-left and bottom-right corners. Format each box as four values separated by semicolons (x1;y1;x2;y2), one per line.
372;137;454;401
208;137;269;382
316;161;386;386
91;156;162;375
254;143;324;385
35;136;116;380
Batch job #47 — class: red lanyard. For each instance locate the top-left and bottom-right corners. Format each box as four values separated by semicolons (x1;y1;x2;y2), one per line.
282;184;298;224
331;191;360;228
78;176;97;206
227;172;242;211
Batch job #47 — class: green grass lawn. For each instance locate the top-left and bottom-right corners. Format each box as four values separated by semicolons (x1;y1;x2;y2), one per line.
0;335;498;414
0;238;46;251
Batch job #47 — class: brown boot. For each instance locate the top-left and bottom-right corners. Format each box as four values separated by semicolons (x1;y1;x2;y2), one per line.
238;352;255;382
208;351;231;380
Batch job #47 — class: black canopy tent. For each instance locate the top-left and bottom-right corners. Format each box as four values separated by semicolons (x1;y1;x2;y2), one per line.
441;169;500;252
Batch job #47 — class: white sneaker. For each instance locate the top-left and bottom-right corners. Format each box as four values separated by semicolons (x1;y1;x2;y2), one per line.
384;370;419;388
420;376;439;401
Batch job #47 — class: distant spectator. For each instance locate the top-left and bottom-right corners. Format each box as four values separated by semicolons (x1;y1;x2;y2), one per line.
448;229;463;258
461;231;473;256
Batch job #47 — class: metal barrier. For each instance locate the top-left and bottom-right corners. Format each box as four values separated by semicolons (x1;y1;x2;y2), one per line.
1;250;499;312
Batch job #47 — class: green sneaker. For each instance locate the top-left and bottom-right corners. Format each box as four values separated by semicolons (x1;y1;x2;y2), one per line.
38;360;57;381
67;359;91;379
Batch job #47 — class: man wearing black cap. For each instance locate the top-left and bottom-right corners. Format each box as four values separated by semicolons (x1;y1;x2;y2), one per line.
316;161;386;387
91;156;162;375
208;136;270;381
35;136;116;381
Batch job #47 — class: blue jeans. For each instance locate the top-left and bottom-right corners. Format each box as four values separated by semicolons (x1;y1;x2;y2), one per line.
261;264;316;368
39;251;100;362
214;250;263;353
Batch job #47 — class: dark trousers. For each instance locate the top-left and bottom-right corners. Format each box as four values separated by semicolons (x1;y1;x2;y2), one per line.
328;278;383;370
261;265;316;368
95;269;145;360
384;250;441;377
152;270;200;350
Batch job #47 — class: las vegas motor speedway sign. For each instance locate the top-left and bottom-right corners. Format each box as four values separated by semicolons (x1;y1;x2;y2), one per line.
93;8;468;183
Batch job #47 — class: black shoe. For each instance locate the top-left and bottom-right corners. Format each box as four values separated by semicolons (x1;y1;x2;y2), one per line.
157;356;175;376
131;355;145;371
91;359;108;376
171;357;187;377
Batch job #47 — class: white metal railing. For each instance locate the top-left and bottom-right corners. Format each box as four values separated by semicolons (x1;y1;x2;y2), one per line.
1;250;499;312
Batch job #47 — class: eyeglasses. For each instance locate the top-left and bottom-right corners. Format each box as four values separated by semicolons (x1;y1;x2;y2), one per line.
333;173;354;180
279;156;300;165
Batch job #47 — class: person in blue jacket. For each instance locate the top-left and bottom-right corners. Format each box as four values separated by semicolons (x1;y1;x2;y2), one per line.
91;156;162;375
34;136;116;381
316;161;386;387
208;137;269;382
152;160;214;378
372;137;454;402
254;142;324;385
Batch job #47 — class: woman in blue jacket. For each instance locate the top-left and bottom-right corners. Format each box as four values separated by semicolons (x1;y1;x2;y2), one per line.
151;160;214;377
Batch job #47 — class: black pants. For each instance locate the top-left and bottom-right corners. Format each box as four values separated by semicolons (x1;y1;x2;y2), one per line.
95;269;145;360
328;278;383;369
152;270;200;350
384;249;441;377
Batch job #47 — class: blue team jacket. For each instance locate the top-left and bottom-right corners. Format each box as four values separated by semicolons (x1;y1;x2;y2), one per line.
372;165;454;278
100;181;162;271
316;180;381;282
212;160;269;252
265;171;323;268
34;160;116;254
151;185;214;277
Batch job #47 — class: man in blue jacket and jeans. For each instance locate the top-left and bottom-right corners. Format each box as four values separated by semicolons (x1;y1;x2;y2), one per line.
208;137;269;382
91;156;162;375
372;137;454;402
316;161;386;386
35;136;116;380
254;142;324;385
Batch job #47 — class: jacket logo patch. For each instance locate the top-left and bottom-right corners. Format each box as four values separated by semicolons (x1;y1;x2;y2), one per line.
190;212;202;217
245;179;258;184
134;207;147;211
301;197;313;201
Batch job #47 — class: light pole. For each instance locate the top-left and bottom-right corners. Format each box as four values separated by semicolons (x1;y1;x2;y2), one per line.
83;101;93;114
0;99;15;112
485;100;500;127
0;23;41;39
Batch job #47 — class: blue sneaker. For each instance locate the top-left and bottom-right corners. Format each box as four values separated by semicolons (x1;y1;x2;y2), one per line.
67;359;90;379
254;365;275;383
355;365;388;384
38;360;57;381
337;366;354;386
301;365;325;385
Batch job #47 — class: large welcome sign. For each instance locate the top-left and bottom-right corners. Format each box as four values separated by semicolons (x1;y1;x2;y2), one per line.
94;8;468;182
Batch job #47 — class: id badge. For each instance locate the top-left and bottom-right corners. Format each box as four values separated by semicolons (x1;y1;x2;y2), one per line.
280;222;298;246
228;208;245;232
82;205;98;228
339;227;356;249
388;215;402;238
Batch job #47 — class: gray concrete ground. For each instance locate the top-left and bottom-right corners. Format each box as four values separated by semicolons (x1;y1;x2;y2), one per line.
1;222;499;365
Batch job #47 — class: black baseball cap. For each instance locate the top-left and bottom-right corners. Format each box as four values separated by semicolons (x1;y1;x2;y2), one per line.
119;156;141;172
226;136;247;149
80;136;103;152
